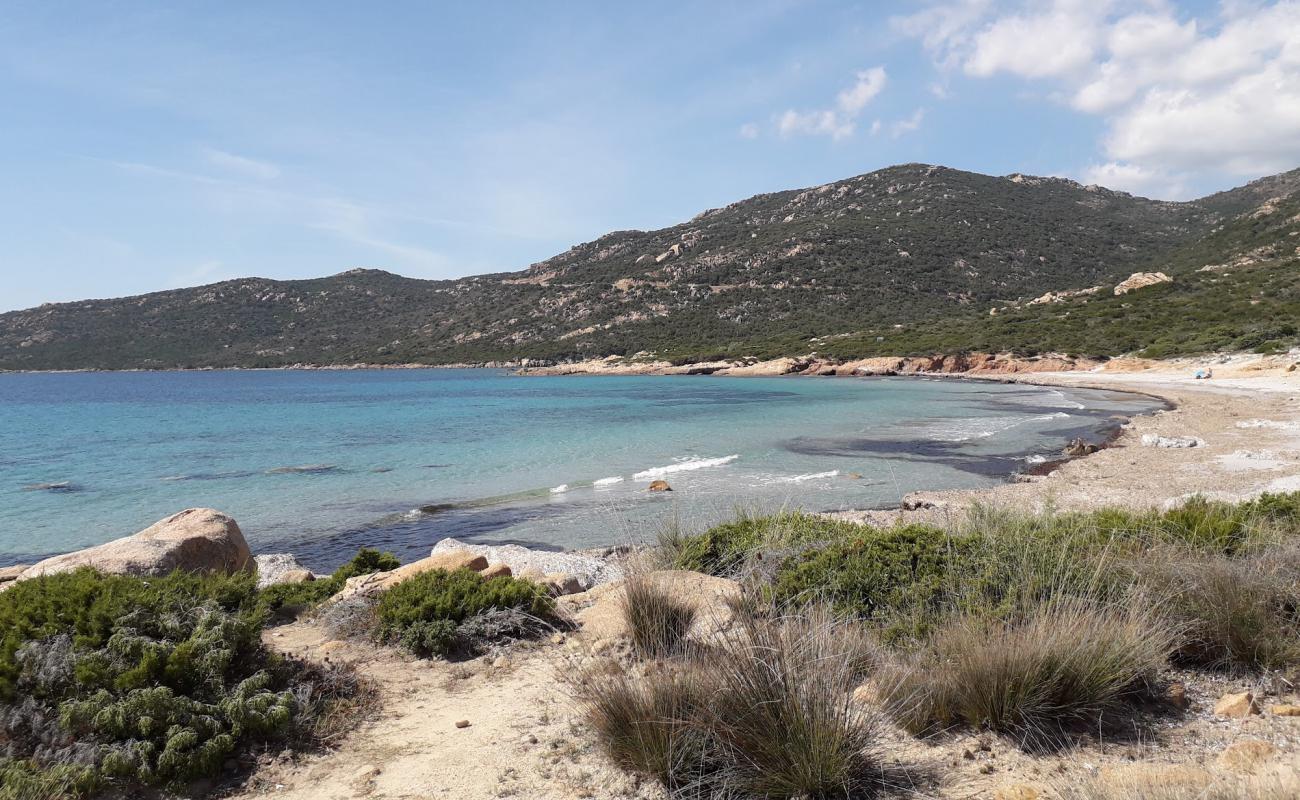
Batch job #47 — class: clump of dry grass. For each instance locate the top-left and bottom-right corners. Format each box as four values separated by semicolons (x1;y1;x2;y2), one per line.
878;594;1173;744
572;658;717;791
1134;544;1300;671
621;574;698;659
571;603;887;799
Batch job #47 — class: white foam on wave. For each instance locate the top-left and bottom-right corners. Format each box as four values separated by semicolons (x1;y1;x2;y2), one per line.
1047;389;1087;410
783;470;840;482
633;454;740;480
928;412;1070;442
593;476;624;486
550;484;569;494
1025;454;1048;465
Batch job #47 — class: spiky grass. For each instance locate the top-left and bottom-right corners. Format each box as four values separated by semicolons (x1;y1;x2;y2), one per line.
621;573;699;659
878;594;1173;745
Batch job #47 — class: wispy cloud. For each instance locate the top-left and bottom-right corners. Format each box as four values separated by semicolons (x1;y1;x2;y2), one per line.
200;147;280;180
889;108;926;138
777;66;887;140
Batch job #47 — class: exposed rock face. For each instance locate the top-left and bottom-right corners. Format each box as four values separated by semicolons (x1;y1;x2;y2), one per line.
18;508;251;580
1114;271;1172;295
430;538;622;590
1064;438;1099;457
255;553;317;589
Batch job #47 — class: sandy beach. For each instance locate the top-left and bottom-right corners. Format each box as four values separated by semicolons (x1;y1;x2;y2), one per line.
834;354;1300;527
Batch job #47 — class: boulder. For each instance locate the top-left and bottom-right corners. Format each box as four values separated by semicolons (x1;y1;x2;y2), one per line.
18;508;251;581
480;563;513;579
1215;691;1261;718
648;480;673;492
1114;271;1172;295
0;564;30;583
330;550;489;602
1217;739;1278;773
543;573;584;596
430;538;621;589
1271;704;1300;716
255;553;316;589
1064;438;1099;457
575;570;741;643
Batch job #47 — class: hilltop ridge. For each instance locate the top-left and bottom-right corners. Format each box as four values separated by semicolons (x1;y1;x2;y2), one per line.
2;163;1298;371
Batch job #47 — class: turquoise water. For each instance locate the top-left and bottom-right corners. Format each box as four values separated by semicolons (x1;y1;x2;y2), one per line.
0;369;1160;569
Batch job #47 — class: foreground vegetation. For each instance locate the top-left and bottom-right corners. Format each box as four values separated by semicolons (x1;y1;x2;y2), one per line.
0;550;555;798
575;494;1300;796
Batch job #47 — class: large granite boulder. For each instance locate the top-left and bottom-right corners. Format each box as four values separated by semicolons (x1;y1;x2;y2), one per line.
17;508;252;581
255;553;318;589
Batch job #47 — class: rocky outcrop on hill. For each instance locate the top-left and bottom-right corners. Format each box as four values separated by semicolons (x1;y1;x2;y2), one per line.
16;508;251;580
1114;271;1173;295
430;538;622;591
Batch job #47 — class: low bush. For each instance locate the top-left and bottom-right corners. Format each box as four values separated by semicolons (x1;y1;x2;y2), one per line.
374;568;555;657
0;568;361;797
1135;545;1300;670
772;524;978;641
572;607;883;799
877;594;1173;744
257;547;400;617
621;574;698;659
666;511;860;577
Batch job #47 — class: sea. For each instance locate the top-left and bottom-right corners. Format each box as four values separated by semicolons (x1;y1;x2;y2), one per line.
0;369;1163;570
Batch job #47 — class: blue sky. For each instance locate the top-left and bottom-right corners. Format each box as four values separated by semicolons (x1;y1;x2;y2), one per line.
2;1;1298;312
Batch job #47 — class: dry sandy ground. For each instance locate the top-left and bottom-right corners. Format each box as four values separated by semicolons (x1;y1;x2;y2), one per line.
225;355;1300;800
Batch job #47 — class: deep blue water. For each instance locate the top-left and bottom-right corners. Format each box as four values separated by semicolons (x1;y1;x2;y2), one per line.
0;369;1160;569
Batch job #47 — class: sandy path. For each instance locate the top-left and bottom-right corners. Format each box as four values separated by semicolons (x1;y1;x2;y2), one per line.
229;623;654;800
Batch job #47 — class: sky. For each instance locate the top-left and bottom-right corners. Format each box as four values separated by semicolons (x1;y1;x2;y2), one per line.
1;0;1298;312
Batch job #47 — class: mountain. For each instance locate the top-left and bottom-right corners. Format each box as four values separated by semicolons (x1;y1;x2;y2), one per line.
2;163;1298;371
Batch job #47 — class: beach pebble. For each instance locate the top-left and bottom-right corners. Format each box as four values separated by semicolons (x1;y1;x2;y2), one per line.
455;719;471;729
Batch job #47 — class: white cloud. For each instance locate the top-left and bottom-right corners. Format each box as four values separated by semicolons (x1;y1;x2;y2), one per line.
894;0;1300;196
738;122;759;139
777;66;887;140
1082;161;1189;199
890;108;927;138
964;1;1109;79
869;119;883;136
200;147;280;180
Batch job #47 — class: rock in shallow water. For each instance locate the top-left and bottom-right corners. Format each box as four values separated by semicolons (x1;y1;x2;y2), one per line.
18;508;251;581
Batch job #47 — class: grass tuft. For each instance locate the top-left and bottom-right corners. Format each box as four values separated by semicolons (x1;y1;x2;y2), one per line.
621;574;698;659
878;594;1173;744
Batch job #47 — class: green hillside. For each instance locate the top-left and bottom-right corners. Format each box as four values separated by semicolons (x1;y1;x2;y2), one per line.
0;163;1297;370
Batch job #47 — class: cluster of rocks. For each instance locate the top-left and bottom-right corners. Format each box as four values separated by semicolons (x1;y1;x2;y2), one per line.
0;508;623;605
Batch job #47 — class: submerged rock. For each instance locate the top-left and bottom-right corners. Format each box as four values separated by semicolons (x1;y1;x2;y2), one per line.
18;508;251;580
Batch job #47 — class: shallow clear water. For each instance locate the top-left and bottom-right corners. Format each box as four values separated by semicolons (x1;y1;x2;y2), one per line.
0;369;1160;569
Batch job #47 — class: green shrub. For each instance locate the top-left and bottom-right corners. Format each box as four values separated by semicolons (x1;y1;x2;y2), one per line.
0;760;98;800
0;568;361;796
375;568;554;657
667;511;860;576
772;524;978;640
